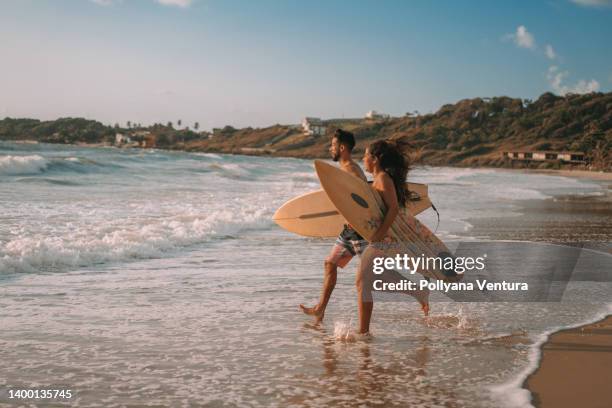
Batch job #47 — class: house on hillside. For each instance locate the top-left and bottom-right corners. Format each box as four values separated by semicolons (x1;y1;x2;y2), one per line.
132;130;151;137
502;151;586;164
302;117;326;136
115;133;131;145
365;110;390;120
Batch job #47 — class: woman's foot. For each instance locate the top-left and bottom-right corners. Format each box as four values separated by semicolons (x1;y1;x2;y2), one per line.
420;302;430;317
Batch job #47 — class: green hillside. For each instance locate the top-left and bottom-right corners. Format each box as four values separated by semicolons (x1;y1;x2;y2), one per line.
1;91;610;170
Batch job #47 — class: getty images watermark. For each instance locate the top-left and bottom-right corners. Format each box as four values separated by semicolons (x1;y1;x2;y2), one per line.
366;240;612;302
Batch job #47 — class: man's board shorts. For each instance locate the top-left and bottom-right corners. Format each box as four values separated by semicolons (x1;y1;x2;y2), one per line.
326;224;368;268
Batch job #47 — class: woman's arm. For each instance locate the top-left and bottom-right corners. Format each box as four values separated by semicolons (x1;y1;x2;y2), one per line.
370;173;399;242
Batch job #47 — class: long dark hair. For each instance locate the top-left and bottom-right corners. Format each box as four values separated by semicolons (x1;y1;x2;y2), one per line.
368;139;410;207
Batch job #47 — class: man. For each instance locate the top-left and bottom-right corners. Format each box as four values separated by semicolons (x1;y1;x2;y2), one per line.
300;129;368;323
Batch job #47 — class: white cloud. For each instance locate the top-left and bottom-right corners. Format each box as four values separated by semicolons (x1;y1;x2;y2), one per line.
155;0;193;7
570;0;612;7
504;25;536;50
547;66;600;95
545;44;556;60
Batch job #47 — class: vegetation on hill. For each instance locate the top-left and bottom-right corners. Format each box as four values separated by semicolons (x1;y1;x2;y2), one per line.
0;117;114;144
1;91;610;170
185;92;611;170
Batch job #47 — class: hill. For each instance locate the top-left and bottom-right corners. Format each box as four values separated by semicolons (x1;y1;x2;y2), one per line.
185;92;611;170
1;92;610;170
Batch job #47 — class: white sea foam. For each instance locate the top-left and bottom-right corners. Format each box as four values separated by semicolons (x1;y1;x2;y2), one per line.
208;162;251;178
333;319;354;341
0;201;273;274
490;186;550;201
193;152;223;160
489;303;612;408
0;154;49;175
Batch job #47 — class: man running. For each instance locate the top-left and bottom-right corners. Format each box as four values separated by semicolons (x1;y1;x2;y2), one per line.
300;129;367;323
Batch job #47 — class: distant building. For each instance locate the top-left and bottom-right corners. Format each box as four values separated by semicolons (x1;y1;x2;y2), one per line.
502;151;586;164
365;110;390;120
302;117;326;136
115;133;131;145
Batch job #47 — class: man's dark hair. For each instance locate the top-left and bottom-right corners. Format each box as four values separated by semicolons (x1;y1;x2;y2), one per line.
333;129;356;151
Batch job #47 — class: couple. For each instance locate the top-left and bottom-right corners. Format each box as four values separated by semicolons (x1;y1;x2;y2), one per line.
300;129;429;335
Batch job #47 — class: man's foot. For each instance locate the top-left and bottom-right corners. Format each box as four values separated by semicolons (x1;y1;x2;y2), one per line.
420;302;430;317
299;304;325;323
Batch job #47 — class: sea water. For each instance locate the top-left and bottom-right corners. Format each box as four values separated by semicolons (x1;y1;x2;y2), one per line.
1;141;610;407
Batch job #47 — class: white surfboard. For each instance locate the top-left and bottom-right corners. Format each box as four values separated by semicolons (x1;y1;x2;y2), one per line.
273;182;432;238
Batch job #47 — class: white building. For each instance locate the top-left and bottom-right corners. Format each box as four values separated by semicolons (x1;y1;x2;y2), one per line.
302;117;326;136
502;151;586;163
115;133;132;145
365;110;390;120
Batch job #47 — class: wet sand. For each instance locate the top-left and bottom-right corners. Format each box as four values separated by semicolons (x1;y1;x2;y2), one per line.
527;169;612;182
464;184;611;407
465;185;612;246
523;315;612;408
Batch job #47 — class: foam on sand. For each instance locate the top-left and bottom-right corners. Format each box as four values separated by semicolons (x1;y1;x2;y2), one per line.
489;303;612;408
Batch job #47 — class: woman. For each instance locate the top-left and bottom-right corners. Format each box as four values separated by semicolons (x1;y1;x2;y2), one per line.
356;139;429;335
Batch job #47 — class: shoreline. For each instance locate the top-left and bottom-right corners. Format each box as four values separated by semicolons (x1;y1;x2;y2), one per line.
514;168;612;182
465;191;611;407
3;140;611;181
523;314;612;408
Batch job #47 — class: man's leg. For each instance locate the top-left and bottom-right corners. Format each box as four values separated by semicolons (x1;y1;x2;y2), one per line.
300;260;338;323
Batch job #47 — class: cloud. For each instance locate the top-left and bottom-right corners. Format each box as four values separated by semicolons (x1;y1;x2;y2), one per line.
545;44;556;60
504;25;536;50
547;66;600;95
155;0;193;7
570;0;612;7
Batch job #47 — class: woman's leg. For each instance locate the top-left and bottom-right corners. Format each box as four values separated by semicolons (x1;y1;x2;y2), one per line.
380;267;430;316
356;247;378;334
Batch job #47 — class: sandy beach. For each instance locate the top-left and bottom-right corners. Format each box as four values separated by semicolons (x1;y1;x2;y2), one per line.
524;315;612;408
465;187;612;407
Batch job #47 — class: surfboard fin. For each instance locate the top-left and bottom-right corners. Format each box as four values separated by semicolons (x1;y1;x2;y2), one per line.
431;202;441;233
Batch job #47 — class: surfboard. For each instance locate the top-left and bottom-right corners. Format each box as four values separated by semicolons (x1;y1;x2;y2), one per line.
314;159;462;282
273;182;432;238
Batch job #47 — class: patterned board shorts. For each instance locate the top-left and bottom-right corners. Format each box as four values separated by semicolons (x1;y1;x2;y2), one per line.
326;225;369;268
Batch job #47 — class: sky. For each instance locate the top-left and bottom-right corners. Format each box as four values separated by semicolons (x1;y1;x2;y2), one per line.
1;0;611;130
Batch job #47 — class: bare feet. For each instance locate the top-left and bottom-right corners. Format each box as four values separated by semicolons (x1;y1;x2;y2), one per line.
420;302;430;317
299;304;325;323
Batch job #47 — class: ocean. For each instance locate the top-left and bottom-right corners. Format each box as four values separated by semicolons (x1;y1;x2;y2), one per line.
1;141;610;407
